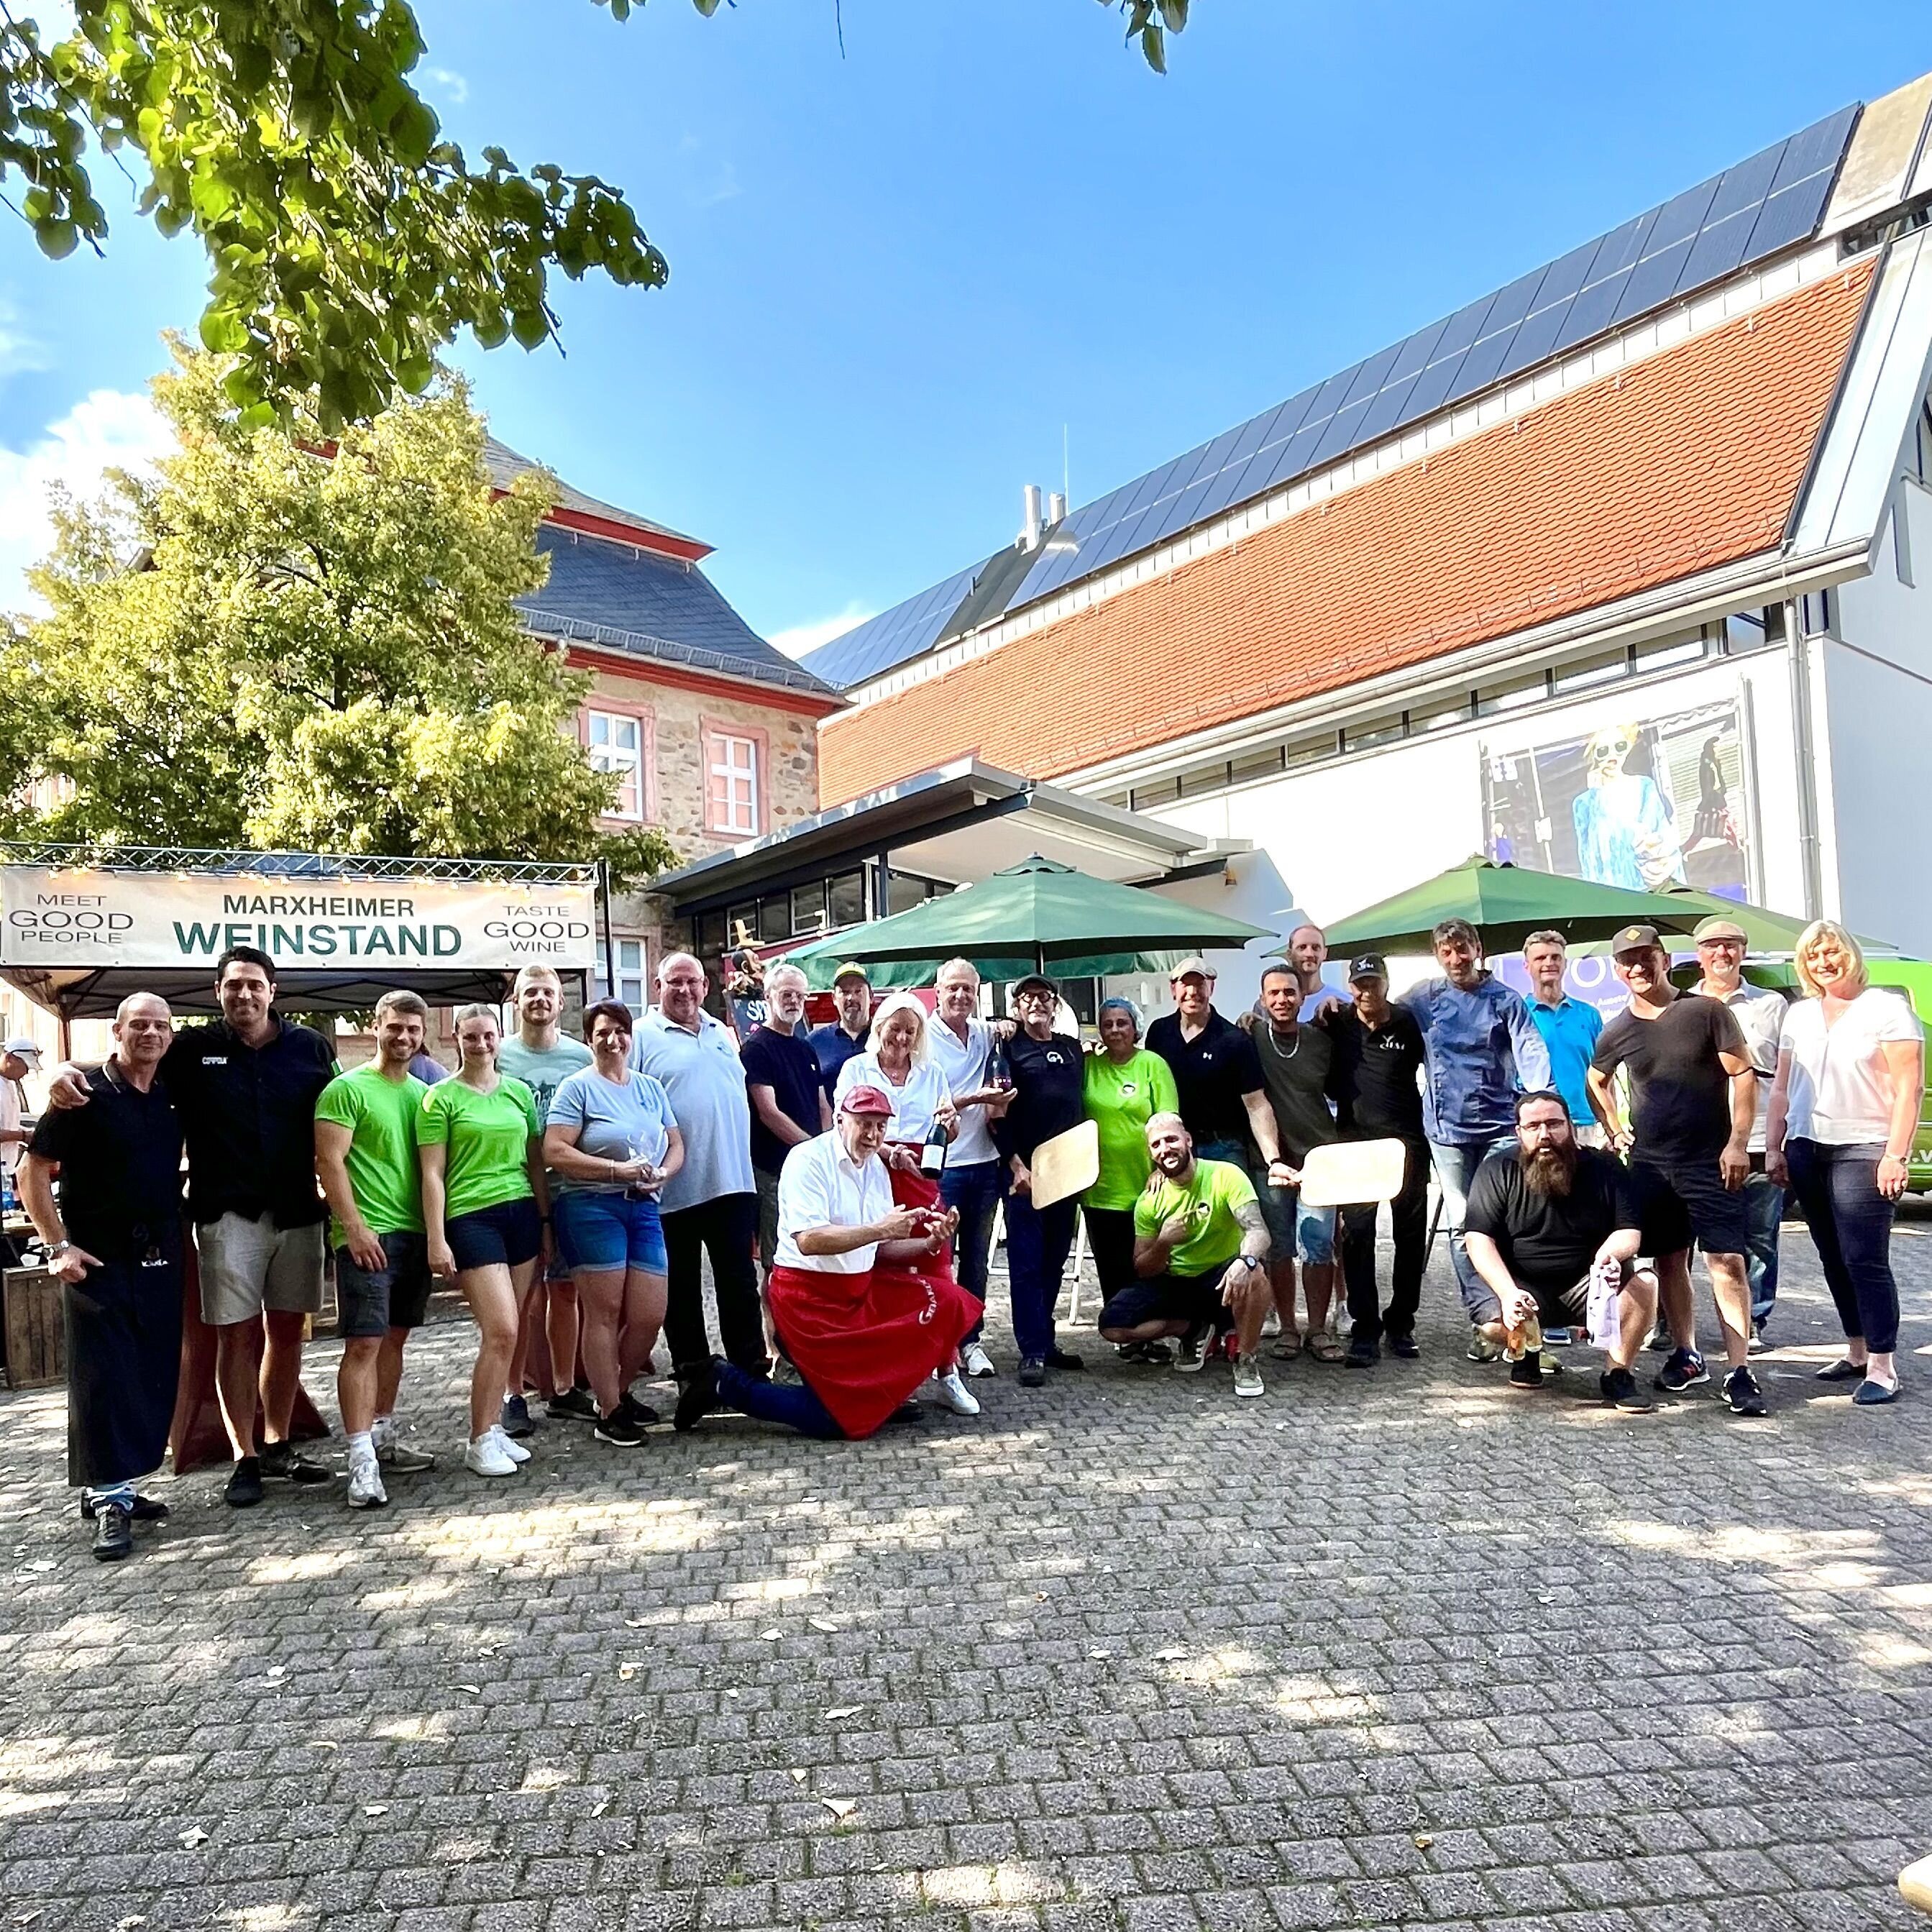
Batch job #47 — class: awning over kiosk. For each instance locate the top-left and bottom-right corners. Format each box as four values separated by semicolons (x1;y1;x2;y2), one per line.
0;845;603;1020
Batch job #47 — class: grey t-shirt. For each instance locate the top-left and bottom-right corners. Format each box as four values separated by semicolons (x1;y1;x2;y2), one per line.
497;1035;594;1126
1254;1021;1340;1166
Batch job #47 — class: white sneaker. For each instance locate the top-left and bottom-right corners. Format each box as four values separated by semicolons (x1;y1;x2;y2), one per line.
1232;1353;1265;1399
487;1424;531;1465
932;1369;981;1416
1260;1309;1282;1338
464;1433;518;1478
961;1342;997;1380
346;1455;388;1508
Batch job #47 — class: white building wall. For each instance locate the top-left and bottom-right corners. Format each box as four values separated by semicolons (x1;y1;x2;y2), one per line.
1104;651;1821;999
1822;477;1932;956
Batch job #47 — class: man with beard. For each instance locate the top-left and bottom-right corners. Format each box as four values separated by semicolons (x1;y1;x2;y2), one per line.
807;963;873;1109
1097;1113;1273;1397
1462;1091;1658;1411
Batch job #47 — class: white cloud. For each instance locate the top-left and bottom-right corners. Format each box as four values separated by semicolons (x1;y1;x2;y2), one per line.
424;66;468;105
767;603;875;661
0;390;174;618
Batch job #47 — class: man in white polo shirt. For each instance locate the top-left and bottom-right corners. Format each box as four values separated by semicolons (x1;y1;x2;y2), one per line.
926;956;1010;1380
673;1084;978;1437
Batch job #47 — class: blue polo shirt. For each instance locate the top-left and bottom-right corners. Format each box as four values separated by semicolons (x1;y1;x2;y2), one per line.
1527;995;1603;1126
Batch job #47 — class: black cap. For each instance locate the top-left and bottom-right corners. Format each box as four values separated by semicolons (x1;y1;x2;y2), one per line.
1611;922;1662;957
1347;953;1388;983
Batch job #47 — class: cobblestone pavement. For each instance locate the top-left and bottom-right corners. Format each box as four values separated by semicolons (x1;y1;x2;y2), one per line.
4;1218;1932;1932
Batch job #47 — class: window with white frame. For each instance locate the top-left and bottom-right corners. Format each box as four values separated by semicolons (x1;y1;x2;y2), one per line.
585;709;648;821
706;731;759;835
595;938;648;1013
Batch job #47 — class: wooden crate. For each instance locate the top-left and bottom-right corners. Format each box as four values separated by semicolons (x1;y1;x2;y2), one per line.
2;1265;64;1389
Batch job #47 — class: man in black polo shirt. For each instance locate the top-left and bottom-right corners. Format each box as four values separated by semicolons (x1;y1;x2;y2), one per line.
1462;1090;1659;1411
1324;953;1431;1365
739;962;831;1289
49;945;339;1506
1586;924;1764;1417
1146;958;1288;1177
19;992;186;1560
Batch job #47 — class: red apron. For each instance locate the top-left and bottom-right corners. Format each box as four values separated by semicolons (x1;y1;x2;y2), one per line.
767;1259;976;1439
886;1157;956;1286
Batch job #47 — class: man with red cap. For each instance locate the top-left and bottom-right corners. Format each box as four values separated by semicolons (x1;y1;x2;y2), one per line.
673;1084;978;1437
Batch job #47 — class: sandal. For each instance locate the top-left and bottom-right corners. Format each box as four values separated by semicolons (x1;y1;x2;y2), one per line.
1268;1330;1302;1361
1815;1358;1868;1382
1306;1332;1345;1364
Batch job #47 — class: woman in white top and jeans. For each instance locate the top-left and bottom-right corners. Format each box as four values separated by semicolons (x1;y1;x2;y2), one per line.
1766;920;1925;1405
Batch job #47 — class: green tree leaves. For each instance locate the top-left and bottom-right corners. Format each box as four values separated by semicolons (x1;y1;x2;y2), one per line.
0;344;678;889
2;3;1182;431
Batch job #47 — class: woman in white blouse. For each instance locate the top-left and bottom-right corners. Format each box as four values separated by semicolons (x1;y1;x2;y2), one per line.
1766;920;1924;1406
832;994;957;1168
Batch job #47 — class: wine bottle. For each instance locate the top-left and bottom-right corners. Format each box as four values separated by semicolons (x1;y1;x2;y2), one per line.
986;1036;1012;1091
920;1116;952;1176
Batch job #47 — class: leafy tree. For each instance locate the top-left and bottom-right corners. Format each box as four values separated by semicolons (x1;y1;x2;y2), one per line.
0;341;679;887
0;1;1184;429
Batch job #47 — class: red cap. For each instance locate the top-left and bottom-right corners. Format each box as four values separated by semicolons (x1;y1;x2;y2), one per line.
840;1084;894;1117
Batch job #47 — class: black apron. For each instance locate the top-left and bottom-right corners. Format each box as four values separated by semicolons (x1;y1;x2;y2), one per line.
64;1223;183;1488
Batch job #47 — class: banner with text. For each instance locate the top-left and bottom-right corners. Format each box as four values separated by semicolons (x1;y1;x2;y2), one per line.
0;867;597;971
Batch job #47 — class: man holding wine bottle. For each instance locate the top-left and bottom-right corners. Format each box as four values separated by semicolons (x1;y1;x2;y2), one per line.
928;958;1012;1381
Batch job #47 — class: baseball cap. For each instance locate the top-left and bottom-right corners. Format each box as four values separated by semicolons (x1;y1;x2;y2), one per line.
3;1038;40;1059
1693;915;1749;946
1012;971;1058;997
1347;953;1388;983
839;1084;894;1117
831;961;870;985
1168;956;1217;981
1611;923;1662;957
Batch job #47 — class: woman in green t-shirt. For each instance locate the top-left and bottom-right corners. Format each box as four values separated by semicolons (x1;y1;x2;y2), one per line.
1082;999;1180;1332
419;1004;550;1478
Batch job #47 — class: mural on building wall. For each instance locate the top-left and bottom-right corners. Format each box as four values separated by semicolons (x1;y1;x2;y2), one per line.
1482;700;1752;900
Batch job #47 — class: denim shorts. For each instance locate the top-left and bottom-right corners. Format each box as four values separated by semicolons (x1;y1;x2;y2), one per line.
334;1230;434;1337
1246;1158;1336;1264
446;1195;543;1273
1631;1158;1748;1258
554;1189;668;1275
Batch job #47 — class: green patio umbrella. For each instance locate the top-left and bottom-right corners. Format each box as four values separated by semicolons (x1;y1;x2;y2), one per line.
1629;884;1897;957
781;853;1273;989
1323;855;1707;958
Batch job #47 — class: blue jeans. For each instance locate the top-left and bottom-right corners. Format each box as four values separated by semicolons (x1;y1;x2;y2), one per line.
716;1360;845;1439
1743;1166;1783;1325
1004;1188;1077;1362
1427;1133;1519;1318
940;1159;1005;1342
1786;1140;1900;1354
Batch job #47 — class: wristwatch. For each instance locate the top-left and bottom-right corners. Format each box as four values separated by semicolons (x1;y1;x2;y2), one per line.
45;1240;70;1260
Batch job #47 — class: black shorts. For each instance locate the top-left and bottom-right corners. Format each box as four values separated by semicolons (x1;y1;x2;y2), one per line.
334;1230;434;1337
447;1196;544;1273
1099;1273;1235;1335
1632;1158;1748;1258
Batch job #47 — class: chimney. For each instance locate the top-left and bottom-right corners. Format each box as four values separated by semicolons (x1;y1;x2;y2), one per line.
1020;483;1043;551
1047;490;1067;525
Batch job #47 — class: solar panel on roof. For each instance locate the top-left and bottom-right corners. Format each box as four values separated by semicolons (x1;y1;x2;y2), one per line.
819;101;1860;690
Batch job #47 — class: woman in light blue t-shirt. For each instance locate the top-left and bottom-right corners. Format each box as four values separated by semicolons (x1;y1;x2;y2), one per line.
541;1000;684;1445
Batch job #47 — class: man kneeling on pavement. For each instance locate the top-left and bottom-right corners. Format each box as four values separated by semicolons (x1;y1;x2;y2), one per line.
1098;1113;1274;1398
1460;1090;1659;1411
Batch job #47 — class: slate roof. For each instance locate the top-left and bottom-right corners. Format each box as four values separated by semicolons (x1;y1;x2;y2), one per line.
518;524;837;700
818;262;1873;802
484;436;705;554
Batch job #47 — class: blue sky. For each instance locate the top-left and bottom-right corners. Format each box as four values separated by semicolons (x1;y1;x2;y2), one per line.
4;1;1930;651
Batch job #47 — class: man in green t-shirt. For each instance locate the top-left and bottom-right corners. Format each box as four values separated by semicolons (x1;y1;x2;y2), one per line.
496;963;595;1434
314;989;436;1508
1099;1112;1273;1398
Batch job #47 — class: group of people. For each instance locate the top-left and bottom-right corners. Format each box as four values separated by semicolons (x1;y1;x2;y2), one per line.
17;902;1923;1562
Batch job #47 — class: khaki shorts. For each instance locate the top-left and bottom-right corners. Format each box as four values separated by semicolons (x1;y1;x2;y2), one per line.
196;1212;326;1325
